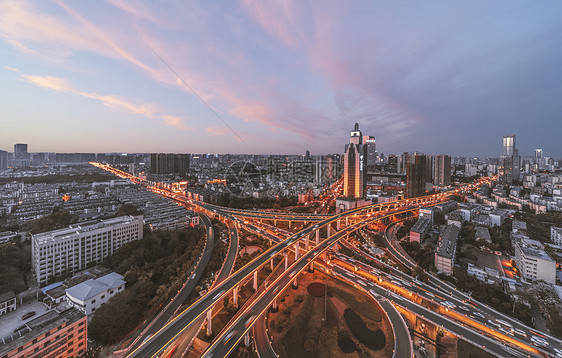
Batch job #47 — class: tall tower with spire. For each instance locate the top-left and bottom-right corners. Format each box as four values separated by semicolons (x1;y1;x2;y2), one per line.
343;123;367;198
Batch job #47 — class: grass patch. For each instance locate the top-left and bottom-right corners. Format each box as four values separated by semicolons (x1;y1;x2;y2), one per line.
330;282;382;322
337;333;356;353
343;309;385;350
457;338;496;358
308;282;327;297
283;294;316;357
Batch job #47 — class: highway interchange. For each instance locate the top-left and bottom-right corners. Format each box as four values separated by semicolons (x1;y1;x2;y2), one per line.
90;162;562;358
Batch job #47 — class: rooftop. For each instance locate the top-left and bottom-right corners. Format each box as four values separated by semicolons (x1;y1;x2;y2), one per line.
0;291;15;303
0;303;84;355
437;225;459;259
66;272;125;302
411;218;431;234
32;215;141;245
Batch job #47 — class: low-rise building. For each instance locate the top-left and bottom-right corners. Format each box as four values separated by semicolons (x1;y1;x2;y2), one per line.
489;209;510;227
435;225;459;275
514;238;556;284
475;226;492;244
512;220;527;233
0;291;16;316
66;272;125;315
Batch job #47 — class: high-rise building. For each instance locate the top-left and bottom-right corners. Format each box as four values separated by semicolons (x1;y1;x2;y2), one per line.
406;153;431;198
13;143;30;168
343;123;367;198
150;153;190;176
0;150;7;170
32;215;143;286
433;154;451;187
388;154;398;173
502;135;515;156
315;155;341;184
363;135;376;168
499;135;519;185
535;149;543;159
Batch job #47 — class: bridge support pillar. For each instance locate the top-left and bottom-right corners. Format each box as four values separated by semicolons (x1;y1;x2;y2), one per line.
327;224;331;237
274;219;277;226
206;309;212;336
316;230;320;245
305;234;309;251
271;299;278;312
253;271;258;291
244;333;250;347
337;219;340;231
288;221;291;229
284;252;288;270
270;258;274;271
233;286;239;307
346;216;348;226
308;262;314;273
292;276;298;289
295;242;299;260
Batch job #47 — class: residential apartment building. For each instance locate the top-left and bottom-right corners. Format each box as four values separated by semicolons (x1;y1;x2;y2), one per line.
514;238;556;284
0;306;87;358
435;225;459;275
32;215;143;286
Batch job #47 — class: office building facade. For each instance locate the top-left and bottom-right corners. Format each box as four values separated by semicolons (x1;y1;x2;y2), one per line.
32;216;143;286
499;135;520;185
406;153;432;198
0;150;8;170
343;123;367;198
363;135;376;168
150;153;190;176
433;154;451;187
13;143;30;168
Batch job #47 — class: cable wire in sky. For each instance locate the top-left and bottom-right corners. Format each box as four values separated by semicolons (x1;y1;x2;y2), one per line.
149;46;255;153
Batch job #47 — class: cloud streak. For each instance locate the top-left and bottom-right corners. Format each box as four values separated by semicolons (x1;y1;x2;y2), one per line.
22;74;192;131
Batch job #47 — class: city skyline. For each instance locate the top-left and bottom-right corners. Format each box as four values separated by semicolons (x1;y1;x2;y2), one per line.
1;1;561;157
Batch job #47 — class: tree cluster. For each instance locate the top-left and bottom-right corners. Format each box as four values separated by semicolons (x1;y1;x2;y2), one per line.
0;239;30;294
23;210;79;234
88;227;205;344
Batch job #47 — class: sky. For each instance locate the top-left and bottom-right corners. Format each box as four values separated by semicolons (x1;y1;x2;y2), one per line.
0;1;561;158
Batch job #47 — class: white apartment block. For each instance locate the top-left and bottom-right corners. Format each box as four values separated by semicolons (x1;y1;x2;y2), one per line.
32;215;143;287
514;238;556;284
551;226;562;246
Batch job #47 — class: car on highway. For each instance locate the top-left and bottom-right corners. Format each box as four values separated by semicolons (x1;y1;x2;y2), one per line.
223;330;237;344
513;328;527;338
473;312;485;319
443;301;456;309
245;314;256;328
212;290;225;300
